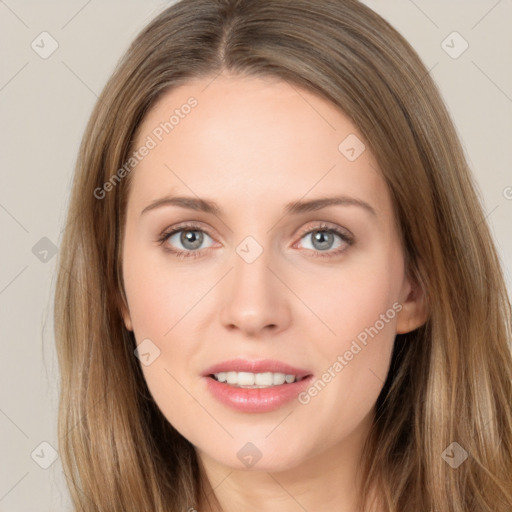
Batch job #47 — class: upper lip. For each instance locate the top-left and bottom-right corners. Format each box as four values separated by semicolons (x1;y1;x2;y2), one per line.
202;358;312;379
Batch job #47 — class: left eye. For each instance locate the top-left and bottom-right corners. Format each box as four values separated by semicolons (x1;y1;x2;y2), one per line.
297;228;348;253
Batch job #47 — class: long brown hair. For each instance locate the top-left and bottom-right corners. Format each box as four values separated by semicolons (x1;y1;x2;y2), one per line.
53;0;512;510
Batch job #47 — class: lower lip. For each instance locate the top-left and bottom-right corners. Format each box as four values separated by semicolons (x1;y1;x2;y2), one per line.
203;375;314;413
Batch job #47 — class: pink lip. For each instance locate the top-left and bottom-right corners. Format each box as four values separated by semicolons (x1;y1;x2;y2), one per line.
202;358;312;379
201;358;314;413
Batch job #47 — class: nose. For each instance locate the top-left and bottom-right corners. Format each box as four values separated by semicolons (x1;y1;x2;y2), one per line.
219;242;291;337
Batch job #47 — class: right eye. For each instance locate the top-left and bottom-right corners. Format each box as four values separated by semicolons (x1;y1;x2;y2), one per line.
157;223;216;259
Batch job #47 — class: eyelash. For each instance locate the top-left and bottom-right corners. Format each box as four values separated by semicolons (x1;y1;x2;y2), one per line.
156;222;354;260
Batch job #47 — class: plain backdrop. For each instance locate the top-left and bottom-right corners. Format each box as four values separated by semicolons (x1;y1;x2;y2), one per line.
0;1;511;510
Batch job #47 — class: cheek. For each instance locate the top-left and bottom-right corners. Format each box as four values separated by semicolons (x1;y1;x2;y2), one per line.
123;243;202;340
123;252;205;437
311;250;403;351
297;250;402;411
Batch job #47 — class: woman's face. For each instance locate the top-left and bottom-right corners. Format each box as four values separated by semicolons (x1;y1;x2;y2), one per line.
120;73;425;473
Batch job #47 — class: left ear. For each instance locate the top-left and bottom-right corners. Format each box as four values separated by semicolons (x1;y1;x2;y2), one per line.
396;272;429;334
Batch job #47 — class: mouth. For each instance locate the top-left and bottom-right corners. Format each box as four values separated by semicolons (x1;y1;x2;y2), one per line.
202;359;314;412
209;371;308;388
202;358;312;383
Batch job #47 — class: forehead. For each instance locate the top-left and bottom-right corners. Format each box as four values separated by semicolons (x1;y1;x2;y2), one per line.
128;73;387;218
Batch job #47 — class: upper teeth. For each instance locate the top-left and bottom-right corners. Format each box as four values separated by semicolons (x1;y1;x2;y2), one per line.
213;371;298;387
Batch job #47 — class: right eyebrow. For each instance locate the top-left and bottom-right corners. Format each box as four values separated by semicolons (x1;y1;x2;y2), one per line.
141;195;221;217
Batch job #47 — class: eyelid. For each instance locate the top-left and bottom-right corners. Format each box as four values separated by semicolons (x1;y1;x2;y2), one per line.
294;220;353;243
156;221;218;246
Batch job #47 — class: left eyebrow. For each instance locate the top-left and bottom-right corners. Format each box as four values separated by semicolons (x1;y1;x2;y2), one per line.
140;194;377;218
284;196;377;217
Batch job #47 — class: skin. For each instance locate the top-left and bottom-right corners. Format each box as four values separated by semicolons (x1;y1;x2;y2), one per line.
120;73;427;512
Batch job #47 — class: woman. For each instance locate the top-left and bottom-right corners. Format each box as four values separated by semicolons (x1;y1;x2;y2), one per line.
53;0;512;510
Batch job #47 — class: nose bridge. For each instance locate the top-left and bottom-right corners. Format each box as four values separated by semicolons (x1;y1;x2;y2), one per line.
234;236;272;296
219;234;290;335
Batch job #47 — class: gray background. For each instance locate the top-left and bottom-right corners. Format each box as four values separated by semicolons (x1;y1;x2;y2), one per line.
1;1;511;510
